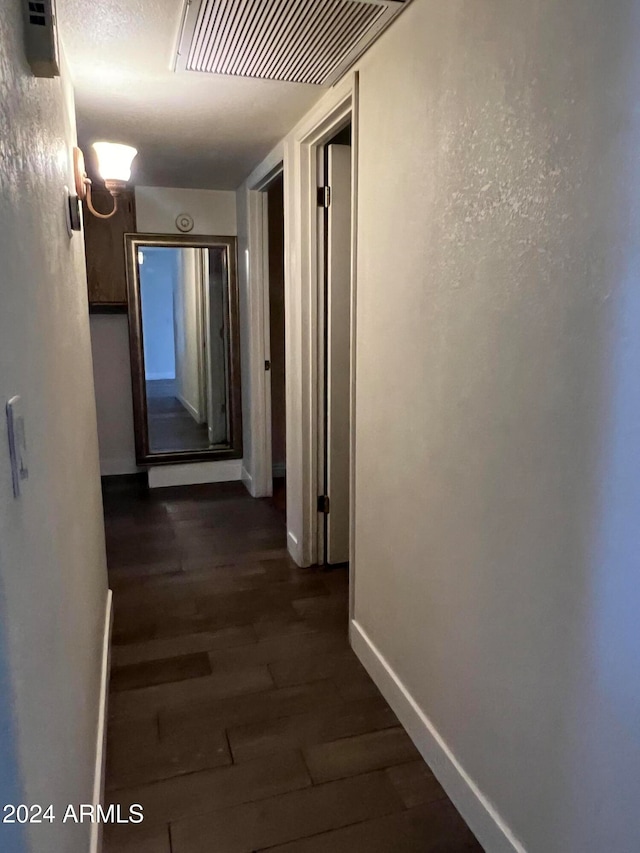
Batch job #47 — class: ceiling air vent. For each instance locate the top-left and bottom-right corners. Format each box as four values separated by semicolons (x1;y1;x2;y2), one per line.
175;0;407;86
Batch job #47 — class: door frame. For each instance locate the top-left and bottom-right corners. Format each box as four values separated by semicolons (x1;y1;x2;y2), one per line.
194;248;208;425
285;75;358;571
241;154;285;499
320;141;353;567
241;74;358;597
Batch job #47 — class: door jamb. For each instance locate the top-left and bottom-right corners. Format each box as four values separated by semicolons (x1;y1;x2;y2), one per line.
243;157;284;498
241;74;358;600
288;76;357;570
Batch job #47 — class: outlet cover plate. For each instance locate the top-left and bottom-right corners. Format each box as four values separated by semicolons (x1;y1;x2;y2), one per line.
6;396;29;498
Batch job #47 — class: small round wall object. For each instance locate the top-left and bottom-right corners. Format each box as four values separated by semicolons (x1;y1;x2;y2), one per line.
176;212;194;233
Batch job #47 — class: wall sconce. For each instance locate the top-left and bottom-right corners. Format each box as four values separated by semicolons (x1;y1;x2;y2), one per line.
67;141;137;231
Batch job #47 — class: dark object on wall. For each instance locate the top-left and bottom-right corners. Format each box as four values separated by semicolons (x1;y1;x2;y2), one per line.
83;189;136;311
23;0;60;77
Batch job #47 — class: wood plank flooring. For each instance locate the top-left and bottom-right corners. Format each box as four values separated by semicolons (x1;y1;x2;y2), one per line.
102;479;481;852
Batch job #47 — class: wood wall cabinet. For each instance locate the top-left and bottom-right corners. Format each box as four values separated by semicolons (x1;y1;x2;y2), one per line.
83;188;136;311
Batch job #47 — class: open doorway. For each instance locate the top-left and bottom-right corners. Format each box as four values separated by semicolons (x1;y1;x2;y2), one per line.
319;122;353;566
242;81;355;571
265;173;287;516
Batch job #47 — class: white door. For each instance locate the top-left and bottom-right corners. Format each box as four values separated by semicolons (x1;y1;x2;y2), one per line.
325;144;352;564
206;248;229;445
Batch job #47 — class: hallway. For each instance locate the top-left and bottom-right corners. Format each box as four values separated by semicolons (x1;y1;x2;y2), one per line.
102;481;480;852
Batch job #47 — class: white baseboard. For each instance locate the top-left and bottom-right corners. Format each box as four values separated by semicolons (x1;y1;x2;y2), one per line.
148;460;242;488
287;530;304;566
176;391;203;424
241;465;254;495
241;465;279;498
350;619;525;853
90;590;113;853
245;467;273;498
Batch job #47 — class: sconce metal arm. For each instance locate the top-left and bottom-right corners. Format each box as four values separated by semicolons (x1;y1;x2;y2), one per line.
84;179;119;220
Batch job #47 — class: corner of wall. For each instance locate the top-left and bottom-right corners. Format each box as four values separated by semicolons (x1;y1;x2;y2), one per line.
350;620;525;853
89;590;113;853
241;464;254;495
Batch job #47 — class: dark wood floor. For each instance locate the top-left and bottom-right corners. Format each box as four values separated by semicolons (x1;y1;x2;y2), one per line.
102;479;481;852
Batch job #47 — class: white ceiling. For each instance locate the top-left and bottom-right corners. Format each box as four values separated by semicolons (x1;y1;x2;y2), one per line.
58;0;324;189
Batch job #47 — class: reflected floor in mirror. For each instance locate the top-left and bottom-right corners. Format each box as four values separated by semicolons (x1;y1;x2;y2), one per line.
147;379;211;453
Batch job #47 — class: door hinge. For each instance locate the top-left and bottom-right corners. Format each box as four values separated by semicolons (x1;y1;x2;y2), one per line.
265;360;271;371
317;495;330;514
317;186;331;208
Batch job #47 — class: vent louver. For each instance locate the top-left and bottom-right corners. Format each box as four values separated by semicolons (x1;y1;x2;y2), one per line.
175;0;406;86
23;0;60;77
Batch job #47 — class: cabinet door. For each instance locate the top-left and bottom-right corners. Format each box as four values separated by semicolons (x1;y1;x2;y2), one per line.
83;189;136;308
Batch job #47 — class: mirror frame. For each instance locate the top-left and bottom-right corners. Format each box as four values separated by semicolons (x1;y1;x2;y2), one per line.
125;233;242;466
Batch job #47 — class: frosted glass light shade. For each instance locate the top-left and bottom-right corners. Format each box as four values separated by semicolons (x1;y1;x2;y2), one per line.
92;142;137;182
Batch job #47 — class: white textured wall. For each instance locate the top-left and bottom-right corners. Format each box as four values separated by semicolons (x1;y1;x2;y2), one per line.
353;0;640;851
135;186;237;235
90;315;138;476
0;5;109;852
91;187;238;475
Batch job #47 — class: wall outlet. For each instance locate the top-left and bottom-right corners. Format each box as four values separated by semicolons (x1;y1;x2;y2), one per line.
6;396;29;498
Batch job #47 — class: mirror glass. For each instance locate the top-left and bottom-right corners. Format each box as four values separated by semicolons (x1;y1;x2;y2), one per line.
126;236;242;464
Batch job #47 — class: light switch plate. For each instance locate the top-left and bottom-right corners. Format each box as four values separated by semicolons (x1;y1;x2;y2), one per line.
6;396;29;498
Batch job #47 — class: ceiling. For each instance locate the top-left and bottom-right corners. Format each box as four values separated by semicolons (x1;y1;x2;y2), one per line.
57;0;324;189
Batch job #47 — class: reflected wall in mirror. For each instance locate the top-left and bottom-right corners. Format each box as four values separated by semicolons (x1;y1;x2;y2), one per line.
125;234;242;465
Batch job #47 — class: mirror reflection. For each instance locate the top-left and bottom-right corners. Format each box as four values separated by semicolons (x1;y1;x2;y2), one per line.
126;235;242;464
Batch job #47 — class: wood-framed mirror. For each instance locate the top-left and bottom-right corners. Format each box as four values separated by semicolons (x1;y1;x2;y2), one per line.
125;233;242;465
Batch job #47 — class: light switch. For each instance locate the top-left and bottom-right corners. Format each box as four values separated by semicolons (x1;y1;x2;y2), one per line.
6;396;29;498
